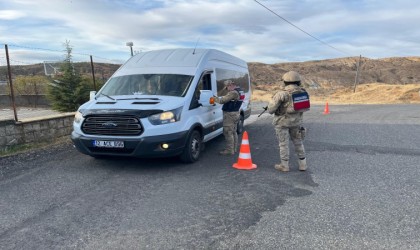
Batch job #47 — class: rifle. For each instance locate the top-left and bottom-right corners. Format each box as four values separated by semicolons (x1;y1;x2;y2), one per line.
258;106;268;117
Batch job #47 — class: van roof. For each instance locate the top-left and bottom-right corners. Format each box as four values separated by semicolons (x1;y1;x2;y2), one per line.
114;48;248;76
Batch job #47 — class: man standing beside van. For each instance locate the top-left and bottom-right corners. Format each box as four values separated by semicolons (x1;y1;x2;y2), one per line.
214;80;243;155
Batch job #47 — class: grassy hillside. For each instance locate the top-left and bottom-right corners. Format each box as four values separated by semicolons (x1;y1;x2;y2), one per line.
252;83;420;104
2;56;419;104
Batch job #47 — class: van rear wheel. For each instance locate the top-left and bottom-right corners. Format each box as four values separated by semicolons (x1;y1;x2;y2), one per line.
180;130;202;163
236;114;244;134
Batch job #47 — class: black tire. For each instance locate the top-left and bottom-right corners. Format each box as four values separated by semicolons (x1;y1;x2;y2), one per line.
236;114;244;134
180;130;202;163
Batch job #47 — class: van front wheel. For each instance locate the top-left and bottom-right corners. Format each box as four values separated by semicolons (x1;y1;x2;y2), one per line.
180;130;202;163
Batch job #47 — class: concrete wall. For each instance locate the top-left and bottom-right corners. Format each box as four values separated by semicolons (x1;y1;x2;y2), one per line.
0;114;74;153
0;95;50;107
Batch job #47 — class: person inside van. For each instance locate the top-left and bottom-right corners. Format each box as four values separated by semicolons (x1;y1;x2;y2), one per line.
140;80;157;95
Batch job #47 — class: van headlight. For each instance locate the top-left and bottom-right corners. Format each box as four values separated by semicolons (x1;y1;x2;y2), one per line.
74;111;84;124
148;107;182;125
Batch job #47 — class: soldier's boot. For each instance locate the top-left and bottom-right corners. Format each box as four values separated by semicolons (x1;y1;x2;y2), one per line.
219;149;234;155
274;160;289;172
298;158;307;171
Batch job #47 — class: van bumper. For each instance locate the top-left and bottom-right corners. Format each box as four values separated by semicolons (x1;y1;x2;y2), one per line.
71;131;189;158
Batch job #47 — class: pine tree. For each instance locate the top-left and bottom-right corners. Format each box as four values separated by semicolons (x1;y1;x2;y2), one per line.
47;41;83;112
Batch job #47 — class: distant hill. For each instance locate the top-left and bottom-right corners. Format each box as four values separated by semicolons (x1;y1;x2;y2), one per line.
1;57;419;89
248;56;420;88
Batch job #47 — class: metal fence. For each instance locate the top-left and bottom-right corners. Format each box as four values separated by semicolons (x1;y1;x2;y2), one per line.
0;43;123;122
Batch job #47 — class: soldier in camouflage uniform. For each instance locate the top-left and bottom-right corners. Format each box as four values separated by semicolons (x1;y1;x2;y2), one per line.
214;80;243;155
267;71;308;172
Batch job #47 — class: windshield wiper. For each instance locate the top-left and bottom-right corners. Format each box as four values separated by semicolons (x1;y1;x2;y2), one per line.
96;93;116;101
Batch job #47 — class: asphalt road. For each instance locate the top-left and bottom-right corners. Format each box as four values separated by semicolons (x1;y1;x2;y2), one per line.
1;104;420;249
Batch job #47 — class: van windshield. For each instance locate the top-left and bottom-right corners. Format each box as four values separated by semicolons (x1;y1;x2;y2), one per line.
99;74;194;97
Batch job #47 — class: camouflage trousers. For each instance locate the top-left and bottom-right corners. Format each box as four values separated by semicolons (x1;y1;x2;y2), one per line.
223;111;240;152
275;126;306;162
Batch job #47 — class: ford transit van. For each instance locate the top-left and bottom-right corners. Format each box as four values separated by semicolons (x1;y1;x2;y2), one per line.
71;48;251;162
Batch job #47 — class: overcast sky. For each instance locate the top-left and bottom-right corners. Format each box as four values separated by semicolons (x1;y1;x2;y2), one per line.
1;0;420;65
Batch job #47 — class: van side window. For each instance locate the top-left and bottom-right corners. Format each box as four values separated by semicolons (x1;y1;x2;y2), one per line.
215;68;250;96
190;73;212;109
202;74;211;90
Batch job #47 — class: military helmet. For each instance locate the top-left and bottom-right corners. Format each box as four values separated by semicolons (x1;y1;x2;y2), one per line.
282;71;301;83
224;80;235;86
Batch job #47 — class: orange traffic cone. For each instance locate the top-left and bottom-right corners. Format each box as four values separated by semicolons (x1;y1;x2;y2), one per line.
233;131;257;170
323;101;330;115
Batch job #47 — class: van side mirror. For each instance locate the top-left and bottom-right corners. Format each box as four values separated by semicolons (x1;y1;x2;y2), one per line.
89;91;97;100
198;90;215;107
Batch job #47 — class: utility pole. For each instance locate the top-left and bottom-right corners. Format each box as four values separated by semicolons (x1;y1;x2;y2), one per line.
126;42;134;57
353;55;362;93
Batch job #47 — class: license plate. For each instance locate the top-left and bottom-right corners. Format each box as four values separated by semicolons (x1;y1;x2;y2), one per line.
93;140;124;148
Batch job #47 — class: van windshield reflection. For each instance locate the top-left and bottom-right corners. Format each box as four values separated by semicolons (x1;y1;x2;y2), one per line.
100;74;193;97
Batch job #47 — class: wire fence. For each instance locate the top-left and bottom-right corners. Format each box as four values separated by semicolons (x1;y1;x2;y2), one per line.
0;43;124;122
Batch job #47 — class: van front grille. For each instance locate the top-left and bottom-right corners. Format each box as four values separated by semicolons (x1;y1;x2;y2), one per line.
82;115;143;136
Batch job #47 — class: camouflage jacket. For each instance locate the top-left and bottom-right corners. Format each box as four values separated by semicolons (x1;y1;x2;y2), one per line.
267;84;303;128
215;89;240;112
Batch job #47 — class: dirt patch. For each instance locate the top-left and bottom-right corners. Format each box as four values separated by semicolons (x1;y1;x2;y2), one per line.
252;83;420;105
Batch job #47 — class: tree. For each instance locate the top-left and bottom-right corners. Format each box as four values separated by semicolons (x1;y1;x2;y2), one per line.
74;75;105;105
47;41;91;112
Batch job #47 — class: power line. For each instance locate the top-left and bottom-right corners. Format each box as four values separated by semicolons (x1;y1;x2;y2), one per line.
253;0;351;56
